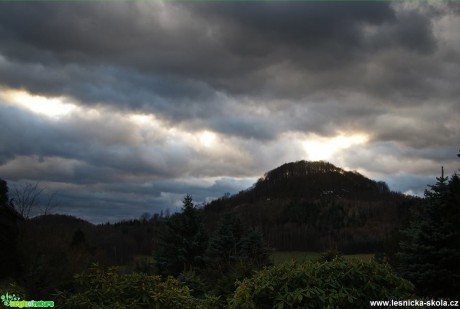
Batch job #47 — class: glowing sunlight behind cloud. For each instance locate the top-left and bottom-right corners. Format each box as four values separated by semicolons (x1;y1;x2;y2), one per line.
303;133;369;161
0;88;77;119
198;131;217;148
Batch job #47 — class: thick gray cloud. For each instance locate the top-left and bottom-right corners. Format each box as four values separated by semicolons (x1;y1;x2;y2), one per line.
0;2;443;102
0;2;459;222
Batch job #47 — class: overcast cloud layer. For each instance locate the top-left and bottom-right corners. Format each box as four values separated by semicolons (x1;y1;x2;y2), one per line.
0;2;459;223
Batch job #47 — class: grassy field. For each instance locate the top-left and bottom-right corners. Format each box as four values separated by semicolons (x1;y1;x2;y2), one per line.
126;252;375;270
271;251;375;265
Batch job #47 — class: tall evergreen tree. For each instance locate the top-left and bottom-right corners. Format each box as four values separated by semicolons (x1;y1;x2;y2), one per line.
155;195;208;276
206;214;243;270
239;228;271;267
398;169;460;298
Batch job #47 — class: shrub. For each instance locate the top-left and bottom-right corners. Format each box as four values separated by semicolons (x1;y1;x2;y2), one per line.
178;270;207;297
57;265;199;309
229;258;415;309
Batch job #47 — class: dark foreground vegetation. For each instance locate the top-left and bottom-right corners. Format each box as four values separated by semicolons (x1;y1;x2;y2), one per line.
1;159;459;308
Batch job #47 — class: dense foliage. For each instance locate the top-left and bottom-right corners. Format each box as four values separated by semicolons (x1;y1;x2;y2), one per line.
52;259;415;309
56;265;219;309
398;172;460;298
229;258;415;309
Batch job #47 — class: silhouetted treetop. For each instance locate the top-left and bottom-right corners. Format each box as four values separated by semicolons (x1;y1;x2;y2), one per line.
0;178;9;206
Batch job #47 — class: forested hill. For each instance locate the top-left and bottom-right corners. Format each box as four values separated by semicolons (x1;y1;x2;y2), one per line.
202;160;419;253
240;160;391;202
206;161;400;209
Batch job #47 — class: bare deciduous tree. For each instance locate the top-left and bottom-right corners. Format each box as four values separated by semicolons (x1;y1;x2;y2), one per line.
12;182;59;218
41;191;60;216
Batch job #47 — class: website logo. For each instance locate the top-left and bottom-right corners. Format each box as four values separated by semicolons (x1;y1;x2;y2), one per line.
1;293;54;308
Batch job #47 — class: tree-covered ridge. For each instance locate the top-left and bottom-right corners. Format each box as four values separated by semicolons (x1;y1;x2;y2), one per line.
239;160;392;202
203;160;417;253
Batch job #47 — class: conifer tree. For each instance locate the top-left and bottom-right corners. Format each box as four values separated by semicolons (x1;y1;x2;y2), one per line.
398;168;460;297
239;228;271;267
206;214;243;270
155;195;208;276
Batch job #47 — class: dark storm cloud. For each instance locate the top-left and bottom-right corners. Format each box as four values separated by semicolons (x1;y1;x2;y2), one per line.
0;2;233;124
184;2;395;52
0;1;441;106
0;56;226;122
364;9;437;54
176;2;438;100
209;115;279;141
0;1;452;146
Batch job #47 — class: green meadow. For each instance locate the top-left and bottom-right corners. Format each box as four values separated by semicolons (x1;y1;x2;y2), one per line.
271;251;375;265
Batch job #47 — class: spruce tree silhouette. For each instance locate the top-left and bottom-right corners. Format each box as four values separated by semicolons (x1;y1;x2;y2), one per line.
398;166;460;298
155;195;208;276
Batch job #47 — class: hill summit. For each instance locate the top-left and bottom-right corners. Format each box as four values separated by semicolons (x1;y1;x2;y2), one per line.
234;160;391;203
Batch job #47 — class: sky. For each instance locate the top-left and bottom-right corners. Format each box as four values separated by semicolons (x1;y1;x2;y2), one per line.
0;2;459;223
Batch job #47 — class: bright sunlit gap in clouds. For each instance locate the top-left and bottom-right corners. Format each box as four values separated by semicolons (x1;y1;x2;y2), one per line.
198;131;217;148
0;88;77;118
303;133;369;161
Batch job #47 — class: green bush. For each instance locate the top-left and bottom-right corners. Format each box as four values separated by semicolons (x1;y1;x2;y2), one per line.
57;265;200;309
177;270;207;297
229;258;415;309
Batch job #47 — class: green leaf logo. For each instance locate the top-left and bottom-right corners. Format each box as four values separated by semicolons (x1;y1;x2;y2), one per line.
1;292;20;306
1;293;11;306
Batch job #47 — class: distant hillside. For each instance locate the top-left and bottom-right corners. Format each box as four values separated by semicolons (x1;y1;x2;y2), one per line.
203;160;420;253
31;214;93;227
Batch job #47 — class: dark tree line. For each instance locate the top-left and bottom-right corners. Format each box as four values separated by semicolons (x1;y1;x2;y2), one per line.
155;196;270;274
0;179;23;280
155;195;270;299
